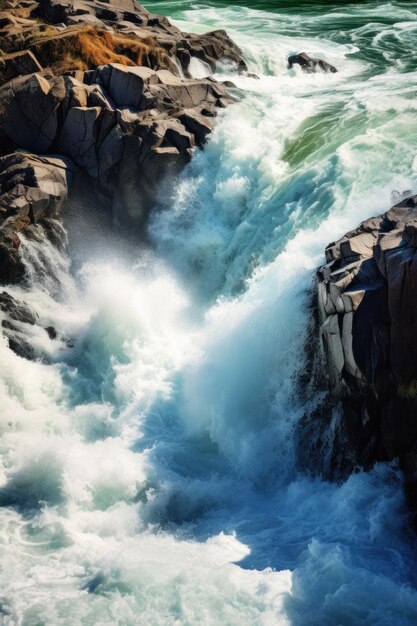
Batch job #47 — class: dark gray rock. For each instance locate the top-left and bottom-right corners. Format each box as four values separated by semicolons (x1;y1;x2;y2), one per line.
0;291;37;325
59;105;102;176
317;195;417;508
0;0;243;235
0;291;37;358
0;290;65;359
0;63;234;231
288;52;337;74
0;73;66;152
0;50;43;85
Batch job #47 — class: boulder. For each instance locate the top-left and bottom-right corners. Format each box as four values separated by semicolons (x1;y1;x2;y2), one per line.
177;109;215;147
288;52;337;74
91;63;157;108
316;195;417;507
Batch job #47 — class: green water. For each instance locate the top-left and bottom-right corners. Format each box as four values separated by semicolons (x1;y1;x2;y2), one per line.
146;0;417;73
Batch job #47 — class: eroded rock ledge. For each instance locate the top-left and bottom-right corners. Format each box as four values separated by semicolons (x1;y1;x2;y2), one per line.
317;196;417;506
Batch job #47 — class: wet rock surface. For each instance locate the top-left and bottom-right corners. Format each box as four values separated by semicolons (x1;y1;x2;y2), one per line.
288;52;337;73
317;196;417;508
0;289;64;358
0;290;38;358
0;152;74;284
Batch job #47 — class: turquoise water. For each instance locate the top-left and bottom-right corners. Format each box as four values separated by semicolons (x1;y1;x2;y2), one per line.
1;1;417;624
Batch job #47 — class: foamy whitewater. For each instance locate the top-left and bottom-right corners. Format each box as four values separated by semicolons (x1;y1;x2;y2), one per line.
2;1;417;624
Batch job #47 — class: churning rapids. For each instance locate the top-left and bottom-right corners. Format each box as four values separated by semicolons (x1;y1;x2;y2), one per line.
2;1;417;624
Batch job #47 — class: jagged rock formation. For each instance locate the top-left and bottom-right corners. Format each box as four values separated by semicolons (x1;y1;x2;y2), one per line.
0;0;245;288
317;196;417;506
288;52;337;74
0;0;246;358
0;64;233;229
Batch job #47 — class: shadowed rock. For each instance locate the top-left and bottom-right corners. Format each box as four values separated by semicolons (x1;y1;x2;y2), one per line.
317;195;417;509
0;50;43;83
288;52;337;74
0;73;66;152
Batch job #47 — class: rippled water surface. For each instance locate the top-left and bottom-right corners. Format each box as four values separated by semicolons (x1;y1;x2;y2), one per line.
2;1;417;624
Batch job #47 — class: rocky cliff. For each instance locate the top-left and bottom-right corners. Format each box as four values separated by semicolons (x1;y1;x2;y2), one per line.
317;196;417;508
0;0;247;290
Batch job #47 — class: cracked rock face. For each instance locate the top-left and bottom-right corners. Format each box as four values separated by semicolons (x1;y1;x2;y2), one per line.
0;152;74;284
0;63;234;230
0;0;244;246
317;195;417;504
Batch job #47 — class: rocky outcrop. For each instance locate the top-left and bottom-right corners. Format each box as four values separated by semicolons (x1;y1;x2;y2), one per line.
317;195;417;506
288;52;337;74
0;0;246;77
0;0;242;243
0;152;74;283
33;0;247;76
0;0;244;369
0;64;233;229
